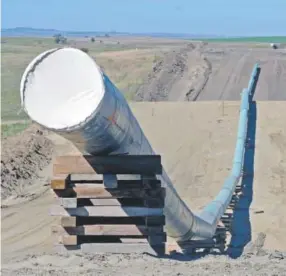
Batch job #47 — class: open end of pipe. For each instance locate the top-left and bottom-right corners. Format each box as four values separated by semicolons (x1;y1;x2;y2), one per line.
20;47;105;130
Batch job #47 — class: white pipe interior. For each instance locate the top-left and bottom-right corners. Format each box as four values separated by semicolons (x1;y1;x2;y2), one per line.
20;48;105;130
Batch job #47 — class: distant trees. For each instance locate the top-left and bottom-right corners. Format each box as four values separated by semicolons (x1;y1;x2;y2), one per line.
53;34;67;44
91;37;95;43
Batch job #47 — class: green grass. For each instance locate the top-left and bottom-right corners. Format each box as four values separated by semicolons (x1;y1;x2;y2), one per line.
1;37;158;121
201;36;286;43
1;121;31;138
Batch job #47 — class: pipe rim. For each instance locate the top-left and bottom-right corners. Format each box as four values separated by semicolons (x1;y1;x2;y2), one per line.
20;47;105;131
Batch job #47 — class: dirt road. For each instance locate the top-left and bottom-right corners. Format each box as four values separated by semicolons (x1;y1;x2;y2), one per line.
197;47;286;100
2;102;286;275
135;43;286;101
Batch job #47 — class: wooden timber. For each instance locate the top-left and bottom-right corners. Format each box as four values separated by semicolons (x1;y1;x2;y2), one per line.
50;154;166;255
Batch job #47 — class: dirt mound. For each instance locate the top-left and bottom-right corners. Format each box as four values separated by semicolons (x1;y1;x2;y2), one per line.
134;43;210;101
185;56;212;101
1;124;54;200
134;47;189;101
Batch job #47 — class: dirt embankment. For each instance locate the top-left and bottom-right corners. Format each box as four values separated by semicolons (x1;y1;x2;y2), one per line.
1;125;54;201
134;43;212;101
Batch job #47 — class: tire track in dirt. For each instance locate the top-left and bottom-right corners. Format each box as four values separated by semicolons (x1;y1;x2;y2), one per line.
187;56;212;101
218;53;248;100
198;47;286;100
254;52;286;100
1;191;57;262
196;51;249;100
134;43;211;101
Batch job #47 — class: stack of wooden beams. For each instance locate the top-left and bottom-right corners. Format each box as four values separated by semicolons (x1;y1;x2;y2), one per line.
50;155;166;255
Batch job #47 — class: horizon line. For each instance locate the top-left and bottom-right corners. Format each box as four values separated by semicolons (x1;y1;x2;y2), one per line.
2;27;286;38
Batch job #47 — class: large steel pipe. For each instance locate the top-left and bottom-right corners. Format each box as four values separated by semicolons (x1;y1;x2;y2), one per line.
20;47;209;241
20;47;260;242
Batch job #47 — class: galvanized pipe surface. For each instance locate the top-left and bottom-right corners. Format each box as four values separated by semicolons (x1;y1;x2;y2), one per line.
20;48;206;241
20;48;260;241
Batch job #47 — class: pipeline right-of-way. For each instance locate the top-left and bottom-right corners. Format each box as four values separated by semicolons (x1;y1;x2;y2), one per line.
198;63;260;237
19;47;260;242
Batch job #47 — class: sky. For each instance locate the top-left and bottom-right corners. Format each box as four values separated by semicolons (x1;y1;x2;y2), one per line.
2;0;286;36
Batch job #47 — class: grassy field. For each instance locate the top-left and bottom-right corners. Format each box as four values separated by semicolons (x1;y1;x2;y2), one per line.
1;121;31;138
202;36;286;43
1;37;160;121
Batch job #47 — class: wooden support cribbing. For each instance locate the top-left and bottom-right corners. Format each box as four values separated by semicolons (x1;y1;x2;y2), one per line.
51;154;166;255
56;238;227;255
52;224;164;236
52;186;165;199
56;243;165;255
51;179;161;190
58;235;78;246
51;174;70;190
56;198;165;208
56;198;122;208
60;216;166;227
50;205;164;217
53;155;162;175
57;235;167;246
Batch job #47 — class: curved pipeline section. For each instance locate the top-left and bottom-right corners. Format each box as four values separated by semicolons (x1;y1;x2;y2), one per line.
197;64;260;238
198;88;249;231
19;47;260;241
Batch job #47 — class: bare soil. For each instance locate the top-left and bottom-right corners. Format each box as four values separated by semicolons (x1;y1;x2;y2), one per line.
1;125;53;201
197;47;286;100
2;102;286;275
2;251;286;276
135;43;286;101
134;43;212;101
1;42;286;275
